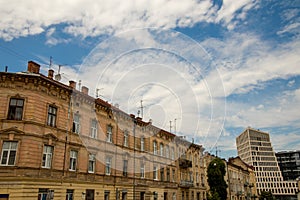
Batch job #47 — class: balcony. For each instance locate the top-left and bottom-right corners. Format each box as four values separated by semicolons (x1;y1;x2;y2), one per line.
179;158;192;168
179;180;194;188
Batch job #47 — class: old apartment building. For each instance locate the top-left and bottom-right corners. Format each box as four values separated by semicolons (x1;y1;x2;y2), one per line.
236;127;298;199
227;157;257;200
0;61;207;200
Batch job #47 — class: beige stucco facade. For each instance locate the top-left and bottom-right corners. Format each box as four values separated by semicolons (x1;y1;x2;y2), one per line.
0;61;208;200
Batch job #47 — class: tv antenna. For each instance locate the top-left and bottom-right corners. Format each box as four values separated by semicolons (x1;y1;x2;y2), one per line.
96;88;104;98
49;56;53;69
54;64;62;81
215;146;221;157
140;100;144;118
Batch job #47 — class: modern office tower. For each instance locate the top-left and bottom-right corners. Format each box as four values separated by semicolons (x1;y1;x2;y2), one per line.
276;150;300;181
236;127;298;199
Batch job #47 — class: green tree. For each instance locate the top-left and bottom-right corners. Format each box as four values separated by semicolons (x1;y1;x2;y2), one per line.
207;190;221;200
207;157;228;200
259;191;274;200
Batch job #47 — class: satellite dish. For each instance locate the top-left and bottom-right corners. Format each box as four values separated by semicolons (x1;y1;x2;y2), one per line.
54;74;61;81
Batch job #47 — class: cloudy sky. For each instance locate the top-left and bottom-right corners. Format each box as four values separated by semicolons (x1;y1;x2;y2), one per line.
0;0;299;158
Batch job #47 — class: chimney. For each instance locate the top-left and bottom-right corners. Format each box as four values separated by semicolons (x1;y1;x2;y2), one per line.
48;69;54;79
27;61;40;74
69;80;76;89
81;86;89;95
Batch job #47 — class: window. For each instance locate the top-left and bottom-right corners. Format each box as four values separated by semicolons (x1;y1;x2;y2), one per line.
107;125;113;143
153;192;158;200
189;171;193;182
141;136;144;151
72;114;80;134
105;191;110;200
167;168;170;181
172;193;176;200
172;169;176;182
90;119;98;139
160;168;164;181
86;189;95;200
140;192;145;200
166;146;169;158
140;163;145;178
66;189;74;200
7;98;24;120
105;156;112;175
124;131;128;147
171;147;175;160
153;166;158;180
38;188;54;200
42;145;53;169
153;141;157;155
88;154;96;173
69;150;77;171
123;160;128;177
47;105;57;127
160;143;164;157
1;141;18;166
122;191;127;200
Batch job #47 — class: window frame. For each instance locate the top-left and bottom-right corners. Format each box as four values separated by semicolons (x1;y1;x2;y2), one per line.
88;153;96;173
123;159;128;177
38;188;54;200
160;168;164;181
160;143;164;157
123;131;128;147
0;141;18;166
106;125;113;143
153;166;158;180
69;150;78;171
42;145;53;169
153;141;157;155
171;147;175;160
140;136;144;151
66;189;74;200
7;98;24;120
105;156;112;175
72;114;80;134
90;119;98;139
140;162;145;178
165;145;169;158
47;105;57;127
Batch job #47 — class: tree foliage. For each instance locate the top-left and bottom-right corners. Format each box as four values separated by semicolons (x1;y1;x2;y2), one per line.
207;190;221;200
259;191;274;200
207;157;228;200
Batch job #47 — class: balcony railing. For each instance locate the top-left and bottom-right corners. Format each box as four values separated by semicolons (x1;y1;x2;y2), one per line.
179;180;194;188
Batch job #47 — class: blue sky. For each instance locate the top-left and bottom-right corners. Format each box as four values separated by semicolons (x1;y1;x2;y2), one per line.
0;0;299;159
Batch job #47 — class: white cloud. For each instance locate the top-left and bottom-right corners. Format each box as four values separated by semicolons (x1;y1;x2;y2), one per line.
226;87;300;129
57;27;300;155
0;0;257;41
201;32;300;97
45;27;71;46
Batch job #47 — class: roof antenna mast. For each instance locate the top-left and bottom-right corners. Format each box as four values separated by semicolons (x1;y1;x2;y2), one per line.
49;56;53;69
140;100;144;119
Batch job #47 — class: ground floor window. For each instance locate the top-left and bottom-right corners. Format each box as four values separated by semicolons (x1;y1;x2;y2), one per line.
86;189;95;200
140;192;145;200
122;191;127;200
105;190;110;200
153;192;158;200
0;194;9;200
66;189;74;200
38;188;54;200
